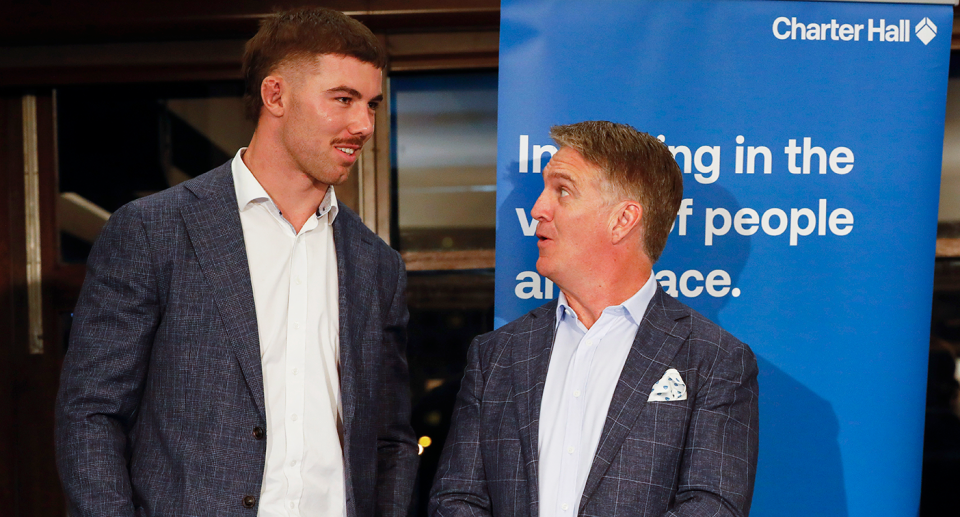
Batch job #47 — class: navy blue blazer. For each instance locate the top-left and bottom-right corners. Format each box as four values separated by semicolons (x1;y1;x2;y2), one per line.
430;288;759;517
55;161;418;516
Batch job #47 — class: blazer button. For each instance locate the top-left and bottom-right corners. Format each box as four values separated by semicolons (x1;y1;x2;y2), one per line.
242;495;256;508
252;427;265;440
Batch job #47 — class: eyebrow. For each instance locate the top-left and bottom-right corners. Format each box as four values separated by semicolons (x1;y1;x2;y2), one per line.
326;86;384;104
550;171;578;186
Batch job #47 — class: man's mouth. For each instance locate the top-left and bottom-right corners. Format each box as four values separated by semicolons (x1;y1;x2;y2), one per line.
333;137;365;158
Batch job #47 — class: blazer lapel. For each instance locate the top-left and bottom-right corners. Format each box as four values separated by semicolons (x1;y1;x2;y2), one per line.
332;211;376;437
181;164;265;419
512;302;557;517
578;288;692;511
331;210;376;517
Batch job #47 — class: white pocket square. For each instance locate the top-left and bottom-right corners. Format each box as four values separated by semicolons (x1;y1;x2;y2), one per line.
648;368;687;402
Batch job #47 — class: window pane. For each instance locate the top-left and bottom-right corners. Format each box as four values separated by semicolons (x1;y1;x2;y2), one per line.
391;72;497;251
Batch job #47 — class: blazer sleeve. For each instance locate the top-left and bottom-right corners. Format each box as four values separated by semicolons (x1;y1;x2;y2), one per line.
428;336;494;517
55;202;158;517
375;251;420;516
662;337;760;517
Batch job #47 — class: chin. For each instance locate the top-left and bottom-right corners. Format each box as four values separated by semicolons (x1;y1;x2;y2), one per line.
535;259;552;279
329;171;350;185
307;167;349;186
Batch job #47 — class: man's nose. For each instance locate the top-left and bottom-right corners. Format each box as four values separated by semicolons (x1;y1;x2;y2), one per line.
530;190;549;221
348;106;375;137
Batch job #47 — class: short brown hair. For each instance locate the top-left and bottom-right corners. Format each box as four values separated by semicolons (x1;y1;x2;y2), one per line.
550;121;683;262
242;7;387;120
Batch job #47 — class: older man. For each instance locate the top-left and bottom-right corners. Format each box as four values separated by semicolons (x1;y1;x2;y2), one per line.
56;8;416;516
431;121;759;516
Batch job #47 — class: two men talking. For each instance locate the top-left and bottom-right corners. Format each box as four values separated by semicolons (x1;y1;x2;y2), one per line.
56;7;757;517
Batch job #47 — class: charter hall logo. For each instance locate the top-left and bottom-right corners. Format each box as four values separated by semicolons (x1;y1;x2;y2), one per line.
773;16;937;45
916;17;938;45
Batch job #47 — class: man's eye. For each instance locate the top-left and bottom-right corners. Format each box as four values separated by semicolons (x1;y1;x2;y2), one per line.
559;188;570;197
337;97;351;104
368;102;380;111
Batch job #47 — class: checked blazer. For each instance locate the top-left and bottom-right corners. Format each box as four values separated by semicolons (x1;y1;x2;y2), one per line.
430;287;759;517
55;161;418;517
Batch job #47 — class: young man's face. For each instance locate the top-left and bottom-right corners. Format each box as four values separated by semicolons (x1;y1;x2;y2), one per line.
279;53;383;187
531;146;620;290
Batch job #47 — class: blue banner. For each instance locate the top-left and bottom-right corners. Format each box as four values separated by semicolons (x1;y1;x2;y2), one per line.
495;1;953;515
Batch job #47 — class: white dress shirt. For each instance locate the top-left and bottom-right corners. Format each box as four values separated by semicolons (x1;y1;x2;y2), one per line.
232;150;345;517
537;274;657;517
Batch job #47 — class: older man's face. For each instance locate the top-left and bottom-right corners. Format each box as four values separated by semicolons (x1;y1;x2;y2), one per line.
530;147;618;289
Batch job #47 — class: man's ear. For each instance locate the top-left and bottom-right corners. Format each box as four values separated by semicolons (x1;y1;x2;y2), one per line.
260;75;286;118
611;201;642;244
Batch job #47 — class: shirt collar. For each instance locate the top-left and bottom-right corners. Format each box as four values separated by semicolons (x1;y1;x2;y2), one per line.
231;148;339;223
555;272;658;327
317;184;339;222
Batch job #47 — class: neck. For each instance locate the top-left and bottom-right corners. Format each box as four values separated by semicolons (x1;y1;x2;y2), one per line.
558;252;652;329
243;131;329;232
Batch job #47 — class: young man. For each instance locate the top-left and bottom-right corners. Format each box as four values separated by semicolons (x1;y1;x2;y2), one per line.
431;121;759;516
56;8;417;516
